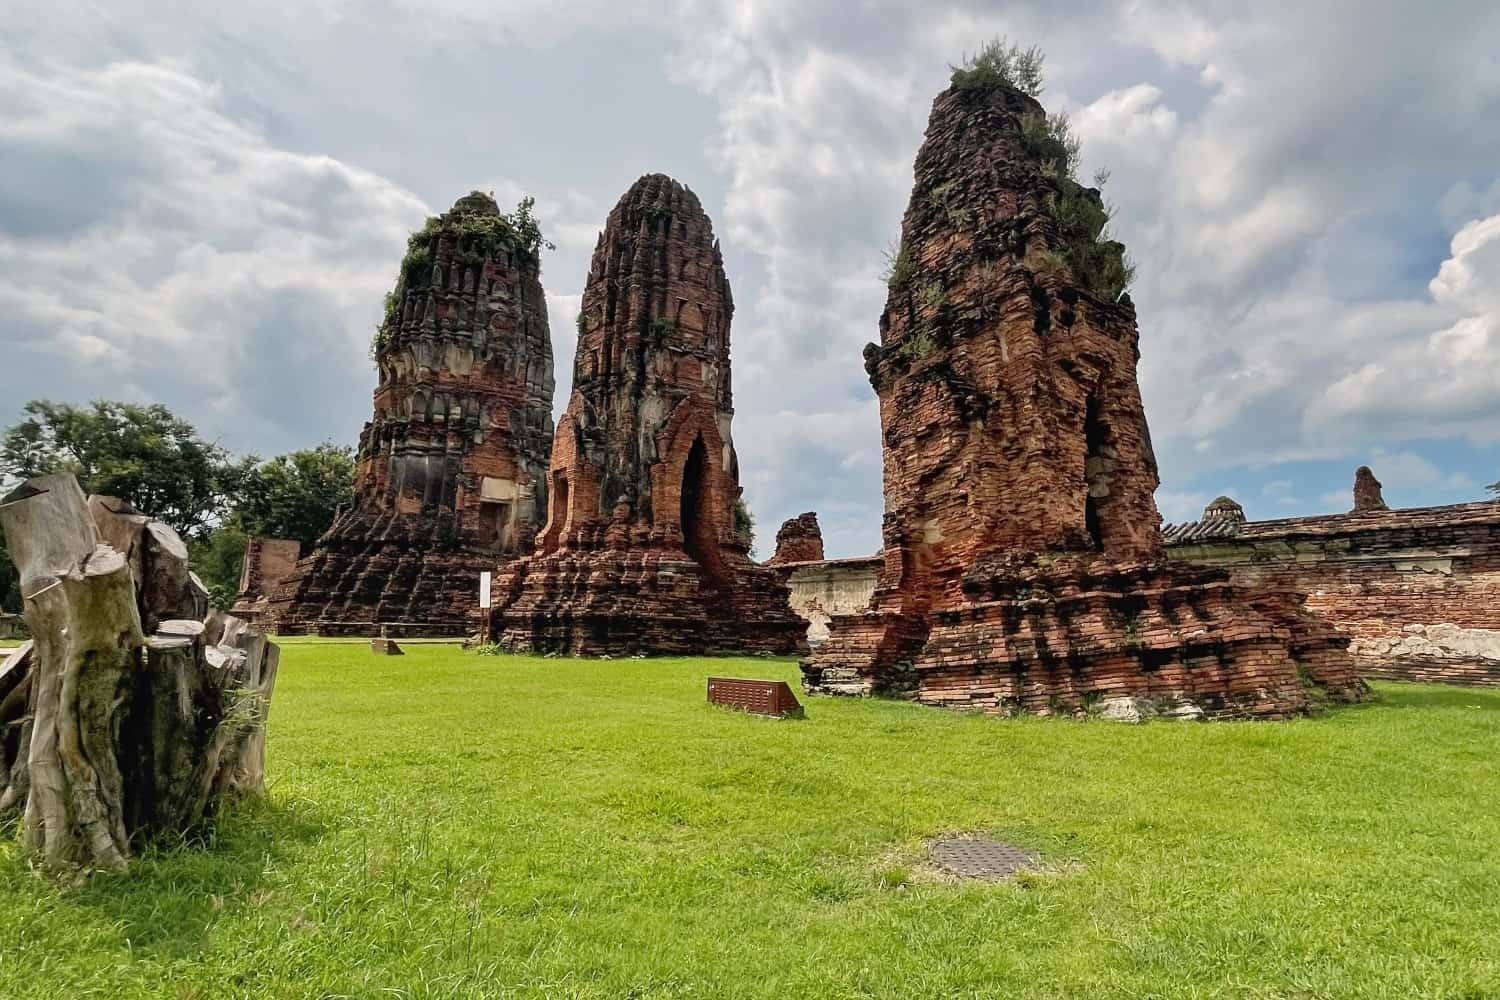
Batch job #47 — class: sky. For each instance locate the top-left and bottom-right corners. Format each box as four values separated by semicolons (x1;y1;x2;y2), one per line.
3;0;1499;558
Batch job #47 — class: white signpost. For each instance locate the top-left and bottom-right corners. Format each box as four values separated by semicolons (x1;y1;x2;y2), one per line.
478;570;494;644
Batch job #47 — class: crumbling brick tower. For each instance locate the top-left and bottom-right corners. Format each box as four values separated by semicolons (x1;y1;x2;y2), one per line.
803;80;1366;717
489;174;804;655
268;192;555;636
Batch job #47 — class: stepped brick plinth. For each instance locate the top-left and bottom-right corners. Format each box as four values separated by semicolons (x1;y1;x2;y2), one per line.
268;192;555;636
803;76;1365;717
489;175;804;655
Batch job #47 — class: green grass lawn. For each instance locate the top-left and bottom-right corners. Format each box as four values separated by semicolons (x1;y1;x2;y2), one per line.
2;640;1497;999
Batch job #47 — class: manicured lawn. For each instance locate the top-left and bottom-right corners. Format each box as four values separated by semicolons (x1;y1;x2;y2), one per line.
2;640;1497;998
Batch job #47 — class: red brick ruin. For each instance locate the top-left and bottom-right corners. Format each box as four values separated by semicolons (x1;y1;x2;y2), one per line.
230;536;300;626
768;512;826;565
1168;467;1500;687
489;175;804;655
268;192;555;635
1352;465;1388;512
802;80;1367;718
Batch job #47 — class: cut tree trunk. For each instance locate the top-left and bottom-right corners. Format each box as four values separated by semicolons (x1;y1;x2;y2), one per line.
0;475;279;873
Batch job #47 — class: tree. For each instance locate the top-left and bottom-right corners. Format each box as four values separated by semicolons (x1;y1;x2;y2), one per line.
1;400;233;539
190;444;356;606
187;523;249;611
0;530;18;613
734;497;757;558
233;443;356;548
1490;478;1499;496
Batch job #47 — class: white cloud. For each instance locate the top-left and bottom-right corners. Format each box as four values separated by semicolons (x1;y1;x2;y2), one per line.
1303;213;1500;447
0;58;435;455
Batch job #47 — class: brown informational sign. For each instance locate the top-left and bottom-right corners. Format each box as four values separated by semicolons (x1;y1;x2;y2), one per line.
706;677;804;718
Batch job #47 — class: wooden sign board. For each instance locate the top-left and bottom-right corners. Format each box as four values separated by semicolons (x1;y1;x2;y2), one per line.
478;571;492;609
707;677;804;719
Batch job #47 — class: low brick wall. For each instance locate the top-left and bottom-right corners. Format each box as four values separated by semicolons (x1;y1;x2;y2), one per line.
1168;499;1500;687
779;556;881;645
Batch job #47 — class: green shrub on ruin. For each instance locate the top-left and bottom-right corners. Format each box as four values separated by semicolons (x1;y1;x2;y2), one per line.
1019;110;1080;180
899;329;937;362
370;193;554;361
950;37;1045;95
1045;182;1135;299
883;240;915;291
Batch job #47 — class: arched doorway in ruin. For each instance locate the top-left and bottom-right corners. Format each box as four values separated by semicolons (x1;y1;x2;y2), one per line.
680;435;729;586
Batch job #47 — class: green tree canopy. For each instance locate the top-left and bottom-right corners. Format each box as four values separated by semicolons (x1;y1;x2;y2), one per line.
1;400;233;539
0;530;18;613
232;443;356;548
0;401;357;611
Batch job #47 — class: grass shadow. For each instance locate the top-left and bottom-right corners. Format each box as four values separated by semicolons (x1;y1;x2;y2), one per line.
6;792;326;959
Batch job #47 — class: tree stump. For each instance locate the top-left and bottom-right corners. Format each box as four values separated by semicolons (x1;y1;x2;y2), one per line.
0;474;279;872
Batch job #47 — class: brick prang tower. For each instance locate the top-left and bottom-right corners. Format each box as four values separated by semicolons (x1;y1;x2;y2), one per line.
268;191;555;636
489;174;804;655
803;81;1366;718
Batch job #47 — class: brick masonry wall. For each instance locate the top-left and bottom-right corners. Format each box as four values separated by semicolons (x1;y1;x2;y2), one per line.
1169;499;1500;687
780;556;881;645
768;512;826;565
230;536;300;625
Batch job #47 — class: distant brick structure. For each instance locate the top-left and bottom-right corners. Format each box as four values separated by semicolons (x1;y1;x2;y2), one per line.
489;175;804;655
1352;465;1388;512
268;192;555;636
1167;473;1500;687
768;512;826;565
802;78;1365;718
230;536;300;626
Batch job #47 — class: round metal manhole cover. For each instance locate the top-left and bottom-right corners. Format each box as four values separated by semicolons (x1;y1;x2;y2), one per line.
928;837;1037;879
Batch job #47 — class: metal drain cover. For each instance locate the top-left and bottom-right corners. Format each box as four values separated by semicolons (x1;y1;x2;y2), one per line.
928;837;1037;879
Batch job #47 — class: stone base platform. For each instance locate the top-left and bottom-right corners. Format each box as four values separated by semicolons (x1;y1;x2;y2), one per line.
491;547;806;657
267;535;492;638
803;555;1368;719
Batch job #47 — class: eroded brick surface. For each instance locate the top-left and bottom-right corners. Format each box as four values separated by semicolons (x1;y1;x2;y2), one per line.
489;175;804;655
1352;466;1388;513
768;512;826;565
267;193;555;637
802;81;1366;717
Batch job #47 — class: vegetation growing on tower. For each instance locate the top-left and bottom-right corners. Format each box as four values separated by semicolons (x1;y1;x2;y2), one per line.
949;37;1045;95
372;193;554;360
950;39;1136;300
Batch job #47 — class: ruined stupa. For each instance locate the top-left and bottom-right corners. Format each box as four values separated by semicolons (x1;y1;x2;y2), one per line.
768;512;826;565
488;174;804;655
1352;465;1387;512
803;70;1366;717
268;192;555;636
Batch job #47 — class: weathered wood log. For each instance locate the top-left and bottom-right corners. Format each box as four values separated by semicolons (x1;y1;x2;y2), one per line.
23;543;143;870
0;641;33;815
87;495;149;581
0;474;279;873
